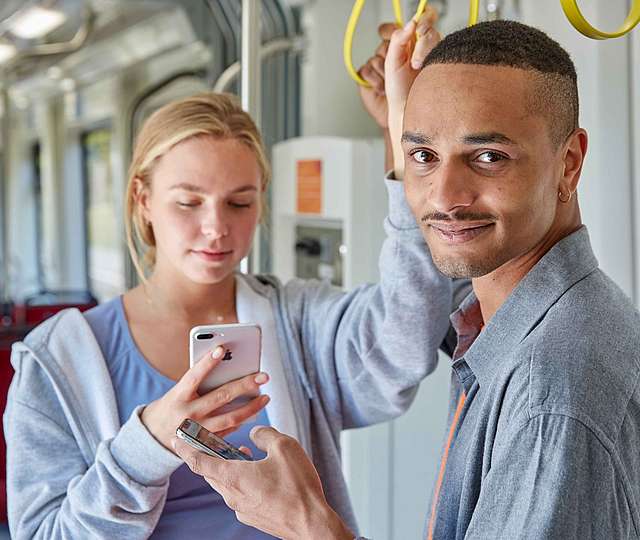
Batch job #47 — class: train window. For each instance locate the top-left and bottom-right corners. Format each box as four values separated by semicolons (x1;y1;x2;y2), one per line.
81;128;124;302
31;142;44;290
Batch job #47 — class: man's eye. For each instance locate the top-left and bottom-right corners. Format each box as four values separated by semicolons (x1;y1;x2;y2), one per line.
411;150;437;164
477;151;506;163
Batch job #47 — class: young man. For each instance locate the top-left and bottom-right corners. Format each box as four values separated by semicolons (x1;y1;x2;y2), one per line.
174;20;640;539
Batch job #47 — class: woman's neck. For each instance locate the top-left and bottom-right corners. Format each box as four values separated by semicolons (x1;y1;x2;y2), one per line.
143;265;237;325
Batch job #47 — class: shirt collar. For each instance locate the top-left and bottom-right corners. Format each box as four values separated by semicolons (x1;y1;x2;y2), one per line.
451;226;598;388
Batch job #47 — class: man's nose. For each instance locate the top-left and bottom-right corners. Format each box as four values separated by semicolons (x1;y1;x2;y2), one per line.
428;161;475;215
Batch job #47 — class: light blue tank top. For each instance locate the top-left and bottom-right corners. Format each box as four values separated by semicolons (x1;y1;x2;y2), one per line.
84;297;274;539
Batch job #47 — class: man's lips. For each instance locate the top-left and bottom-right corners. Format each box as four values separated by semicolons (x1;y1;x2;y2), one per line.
428;222;494;244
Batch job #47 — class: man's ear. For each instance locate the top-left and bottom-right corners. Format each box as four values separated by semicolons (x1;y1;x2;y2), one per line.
133;177;151;223
559;128;588;195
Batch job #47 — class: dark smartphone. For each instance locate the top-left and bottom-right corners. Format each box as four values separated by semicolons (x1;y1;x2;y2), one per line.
176;418;253;461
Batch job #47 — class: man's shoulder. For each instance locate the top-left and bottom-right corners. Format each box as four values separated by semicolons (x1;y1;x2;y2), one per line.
521;268;640;443
529;267;640;370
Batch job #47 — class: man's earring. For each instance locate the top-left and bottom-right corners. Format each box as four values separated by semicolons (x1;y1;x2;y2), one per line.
558;189;572;203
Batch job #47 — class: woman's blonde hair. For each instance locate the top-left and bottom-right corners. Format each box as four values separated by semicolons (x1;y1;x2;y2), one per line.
125;92;271;281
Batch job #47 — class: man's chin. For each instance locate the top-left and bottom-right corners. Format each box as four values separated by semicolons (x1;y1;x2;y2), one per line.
431;255;494;279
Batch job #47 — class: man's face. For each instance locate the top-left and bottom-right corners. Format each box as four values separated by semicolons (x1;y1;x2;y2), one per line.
403;64;564;278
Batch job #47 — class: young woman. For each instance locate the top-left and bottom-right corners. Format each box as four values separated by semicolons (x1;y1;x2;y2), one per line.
5;45;451;538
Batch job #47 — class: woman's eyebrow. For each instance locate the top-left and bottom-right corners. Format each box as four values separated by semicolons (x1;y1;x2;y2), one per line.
168;183;258;194
231;185;259;194
169;182;207;193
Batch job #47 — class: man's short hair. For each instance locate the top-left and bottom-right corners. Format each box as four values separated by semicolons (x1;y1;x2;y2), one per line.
423;20;579;147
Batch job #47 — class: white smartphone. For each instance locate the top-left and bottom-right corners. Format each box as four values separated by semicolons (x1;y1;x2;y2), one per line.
189;323;262;406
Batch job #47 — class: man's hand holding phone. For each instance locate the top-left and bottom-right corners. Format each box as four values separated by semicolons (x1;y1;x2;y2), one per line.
173;427;355;540
141;345;270;453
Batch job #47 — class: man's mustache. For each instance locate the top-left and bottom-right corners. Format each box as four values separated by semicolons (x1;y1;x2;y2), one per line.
421;211;496;223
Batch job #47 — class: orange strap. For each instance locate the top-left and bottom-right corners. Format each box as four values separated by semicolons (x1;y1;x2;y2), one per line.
426;392;467;540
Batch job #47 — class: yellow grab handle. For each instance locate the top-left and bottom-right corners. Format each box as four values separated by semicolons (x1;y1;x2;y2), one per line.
344;0;480;87
468;0;480;27
392;0;404;27
343;0;370;86
344;0;422;87
560;0;640;39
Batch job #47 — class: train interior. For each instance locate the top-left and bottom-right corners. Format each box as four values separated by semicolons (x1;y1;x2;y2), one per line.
1;1;639;538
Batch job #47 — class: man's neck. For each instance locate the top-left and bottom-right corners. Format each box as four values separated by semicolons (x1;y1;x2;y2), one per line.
472;220;583;325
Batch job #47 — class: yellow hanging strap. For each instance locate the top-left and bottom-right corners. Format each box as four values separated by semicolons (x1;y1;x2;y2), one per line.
468;0;480;29
344;0;480;87
560;0;640;39
392;0;405;27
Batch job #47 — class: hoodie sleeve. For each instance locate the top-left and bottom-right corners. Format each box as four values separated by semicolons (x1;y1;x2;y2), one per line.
4;346;183;540
282;176;455;429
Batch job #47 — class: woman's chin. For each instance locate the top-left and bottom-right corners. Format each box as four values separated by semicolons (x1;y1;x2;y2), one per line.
184;265;235;285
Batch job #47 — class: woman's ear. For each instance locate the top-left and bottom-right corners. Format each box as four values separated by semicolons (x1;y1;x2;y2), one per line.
133;177;152;224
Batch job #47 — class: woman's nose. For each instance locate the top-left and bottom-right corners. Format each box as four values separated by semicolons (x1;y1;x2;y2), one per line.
201;212;230;238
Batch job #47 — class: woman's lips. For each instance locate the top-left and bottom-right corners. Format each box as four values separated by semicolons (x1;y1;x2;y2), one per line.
192;249;233;262
429;222;494;245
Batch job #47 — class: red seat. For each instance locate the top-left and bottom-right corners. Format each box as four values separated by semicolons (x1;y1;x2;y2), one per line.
1;329;28;524
22;303;97;326
1;298;96;524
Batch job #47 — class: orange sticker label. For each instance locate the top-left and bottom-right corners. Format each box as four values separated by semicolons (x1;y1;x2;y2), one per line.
296;159;322;214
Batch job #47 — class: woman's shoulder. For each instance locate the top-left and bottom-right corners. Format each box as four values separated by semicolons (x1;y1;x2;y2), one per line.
83;296;122;325
239;271;340;298
12;307;112;399
237;272;281;292
82;296;131;364
21;307;93;352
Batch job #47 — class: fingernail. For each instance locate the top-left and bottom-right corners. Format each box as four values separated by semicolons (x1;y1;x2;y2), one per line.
261;395;271;404
255;373;269;384
212;346;224;359
171;438;177;450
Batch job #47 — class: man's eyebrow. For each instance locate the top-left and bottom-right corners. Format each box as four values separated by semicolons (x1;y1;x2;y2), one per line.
462;132;517;146
401;132;434;145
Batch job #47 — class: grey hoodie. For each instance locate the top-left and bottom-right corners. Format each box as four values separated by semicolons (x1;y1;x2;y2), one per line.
4;179;454;539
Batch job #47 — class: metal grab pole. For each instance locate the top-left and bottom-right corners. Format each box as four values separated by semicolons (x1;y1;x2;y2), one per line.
240;0;262;275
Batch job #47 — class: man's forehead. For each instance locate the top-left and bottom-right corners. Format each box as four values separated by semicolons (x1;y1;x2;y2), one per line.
407;63;534;109
404;64;541;142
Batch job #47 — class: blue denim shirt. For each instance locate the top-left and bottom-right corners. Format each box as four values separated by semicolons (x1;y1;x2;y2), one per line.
428;227;640;539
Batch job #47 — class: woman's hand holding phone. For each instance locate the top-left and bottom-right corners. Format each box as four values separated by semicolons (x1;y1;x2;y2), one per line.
141;345;270;453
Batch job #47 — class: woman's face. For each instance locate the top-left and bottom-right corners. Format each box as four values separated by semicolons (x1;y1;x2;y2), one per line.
141;135;262;284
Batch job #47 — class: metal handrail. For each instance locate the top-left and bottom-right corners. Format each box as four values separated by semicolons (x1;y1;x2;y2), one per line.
1;4;94;69
213;36;304;93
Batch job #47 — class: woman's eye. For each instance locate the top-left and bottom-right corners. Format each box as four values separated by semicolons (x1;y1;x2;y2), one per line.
177;201;199;208
411;150;437;164
229;201;253;209
477;151;506;163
